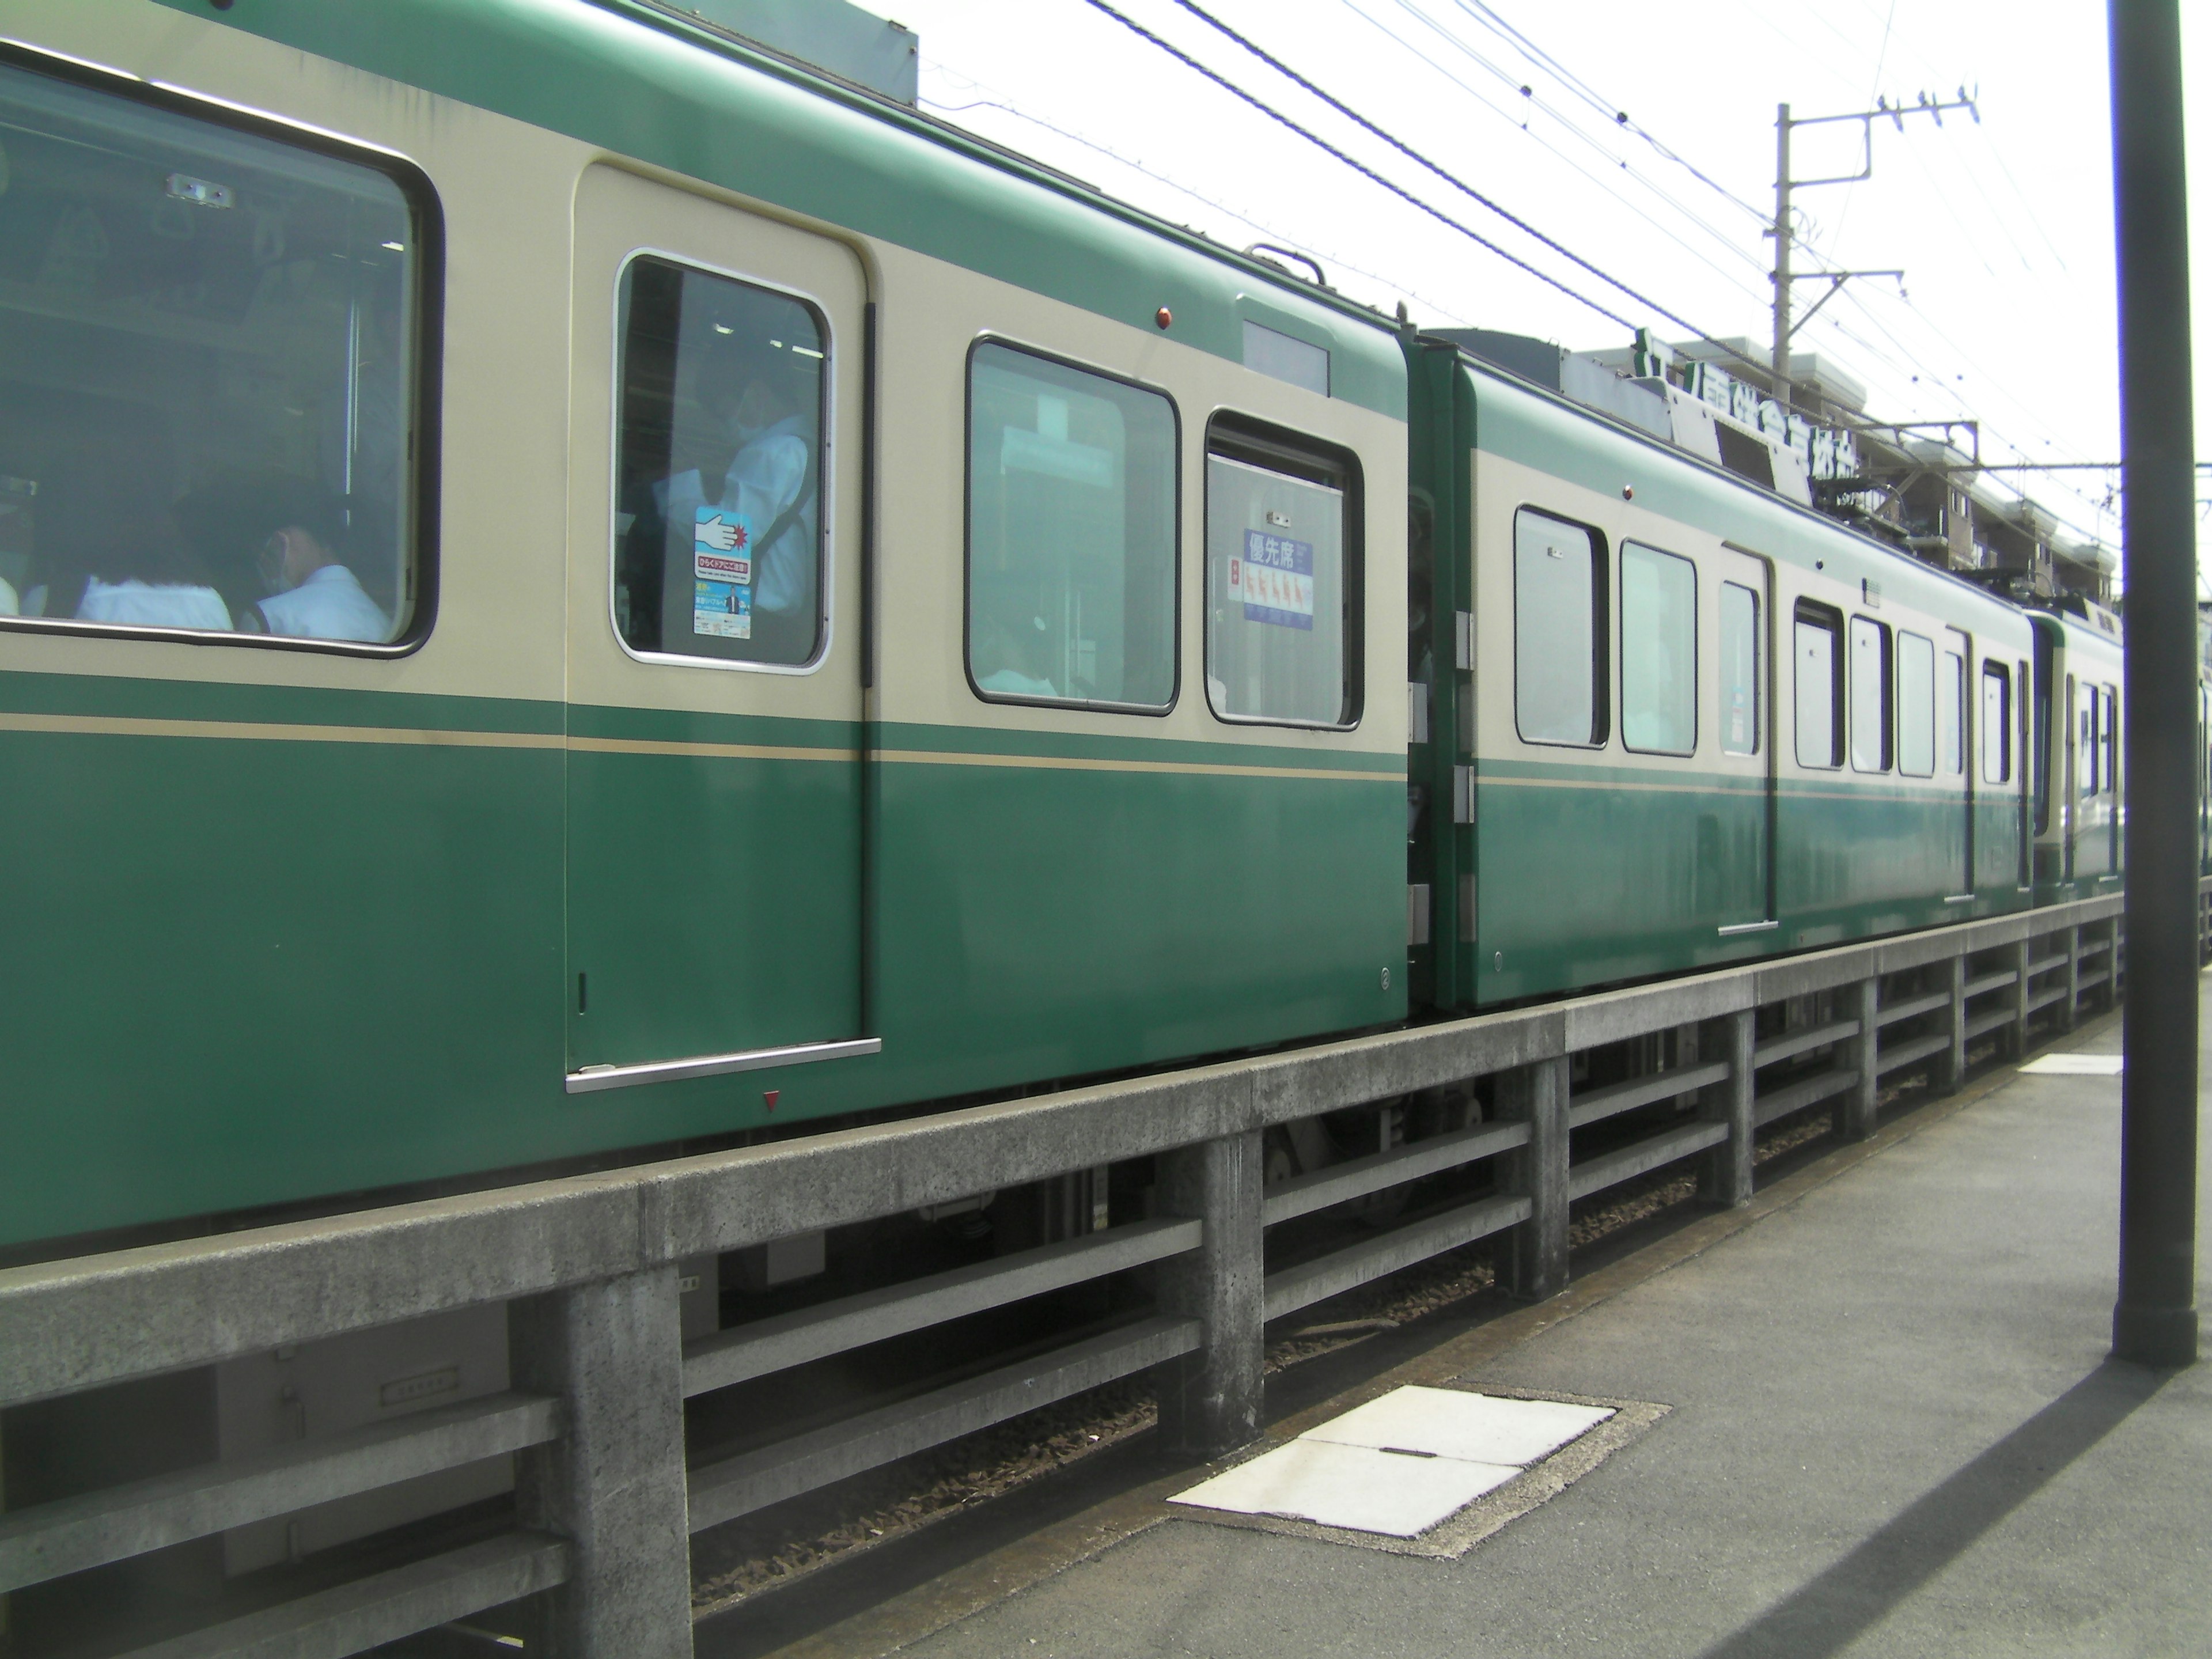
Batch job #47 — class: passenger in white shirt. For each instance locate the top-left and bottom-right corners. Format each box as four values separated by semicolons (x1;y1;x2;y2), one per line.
252;544;391;641
652;335;819;663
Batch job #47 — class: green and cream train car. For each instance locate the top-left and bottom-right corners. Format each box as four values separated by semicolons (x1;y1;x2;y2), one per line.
1406;340;2045;1010
0;0;2116;1262
0;0;1409;1253
2029;606;2127;902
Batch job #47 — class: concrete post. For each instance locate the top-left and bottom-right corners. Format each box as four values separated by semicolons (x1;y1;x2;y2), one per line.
1844;978;1880;1139
508;1267;694;1659
2107;915;2126;1009
1699;1009;1757;1207
1941;953;1969;1093
2007;937;2034;1059
1152;1130;1264;1458
1499;1056;1570;1300
2062;925;2082;1032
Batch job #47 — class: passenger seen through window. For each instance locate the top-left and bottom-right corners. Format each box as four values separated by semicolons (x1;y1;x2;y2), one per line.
0;62;420;646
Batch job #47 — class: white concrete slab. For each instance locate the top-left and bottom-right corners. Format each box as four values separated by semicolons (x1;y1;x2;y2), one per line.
1169;1439;1523;1537
2020;1053;2124;1075
1302;1386;1613;1466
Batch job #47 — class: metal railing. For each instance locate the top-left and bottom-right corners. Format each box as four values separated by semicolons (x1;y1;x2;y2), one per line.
0;892;2135;1657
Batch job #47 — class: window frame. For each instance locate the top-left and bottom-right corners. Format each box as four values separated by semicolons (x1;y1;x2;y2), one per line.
1202;408;1365;731
1895;628;1937;779
1617;539;1698;757
1512;506;1611;749
0;44;445;659
961;334;1183;717
1718;579;1762;758
1849;614;1893;774
1980;660;2013;785
1793;600;1844;770
608;249;836;675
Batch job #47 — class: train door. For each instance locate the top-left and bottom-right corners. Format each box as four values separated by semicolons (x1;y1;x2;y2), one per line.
1941;628;1972;897
560;165;871;1089
1712;546;1773;928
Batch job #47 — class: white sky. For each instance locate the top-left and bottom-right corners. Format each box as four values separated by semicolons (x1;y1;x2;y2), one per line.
884;0;2209;584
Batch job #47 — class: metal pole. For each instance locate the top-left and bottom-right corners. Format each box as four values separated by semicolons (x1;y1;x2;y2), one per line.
1771;103;1793;409
2110;0;2199;1368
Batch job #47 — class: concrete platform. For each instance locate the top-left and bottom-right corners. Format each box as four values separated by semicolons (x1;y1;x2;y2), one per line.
875;990;2211;1658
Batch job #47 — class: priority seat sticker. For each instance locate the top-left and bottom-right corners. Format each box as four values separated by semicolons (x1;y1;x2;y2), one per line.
1229;529;1315;630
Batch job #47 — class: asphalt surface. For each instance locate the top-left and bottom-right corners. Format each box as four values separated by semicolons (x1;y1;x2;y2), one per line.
892;990;2212;1659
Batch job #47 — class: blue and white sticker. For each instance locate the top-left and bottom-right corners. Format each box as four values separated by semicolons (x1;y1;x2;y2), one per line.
694;507;753;638
1229;529;1315;630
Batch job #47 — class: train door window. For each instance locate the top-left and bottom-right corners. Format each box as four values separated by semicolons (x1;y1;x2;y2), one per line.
1849;616;1892;772
615;259;826;666
1718;581;1760;756
1941;646;1967;776
2105;684;2119;791
1793;603;1843;768
967;342;1177;710
1514;508;1607;746
0;59;431;647
2080;687;2099;797
1980;661;2012;783
1204;418;1357;727
1896;629;1936;778
1619;541;1695;755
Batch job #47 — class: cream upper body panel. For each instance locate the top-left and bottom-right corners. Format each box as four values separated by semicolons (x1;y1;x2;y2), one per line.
869;238;1406;759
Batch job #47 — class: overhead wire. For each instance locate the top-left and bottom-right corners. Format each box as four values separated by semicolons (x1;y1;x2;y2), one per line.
919;69;1476;324
1132;0;1799;384
1072;0;1642;332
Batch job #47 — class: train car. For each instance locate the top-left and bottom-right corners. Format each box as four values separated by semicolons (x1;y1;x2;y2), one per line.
0;0;1411;1256
1404;336;2041;1009
2029;605;2127;901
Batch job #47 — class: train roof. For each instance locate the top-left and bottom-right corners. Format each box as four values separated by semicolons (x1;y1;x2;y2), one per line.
147;0;1407;419
1452;346;2040;639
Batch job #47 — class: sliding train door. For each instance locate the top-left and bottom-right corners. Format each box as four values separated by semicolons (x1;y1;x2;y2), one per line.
1941;627;1973;899
561;164;870;1095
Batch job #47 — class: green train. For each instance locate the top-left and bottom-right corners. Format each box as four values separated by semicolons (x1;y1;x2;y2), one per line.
0;0;2122;1257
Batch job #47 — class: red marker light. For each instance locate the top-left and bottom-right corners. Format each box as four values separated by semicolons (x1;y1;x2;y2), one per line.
1155;306;1172;329
763;1090;780;1112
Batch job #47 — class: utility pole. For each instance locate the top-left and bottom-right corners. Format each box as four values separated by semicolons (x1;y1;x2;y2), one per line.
1769;91;1974;410
2111;0;2198;1369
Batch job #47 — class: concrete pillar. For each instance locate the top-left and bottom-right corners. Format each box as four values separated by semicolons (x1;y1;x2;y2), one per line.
2061;925;2082;1032
1941;954;1969;1094
1499;1056;1570;1300
2007;937;2034;1059
1699;1009;1757;1207
1843;978;1880;1139
1152;1130;1264;1459
508;1267;694;1659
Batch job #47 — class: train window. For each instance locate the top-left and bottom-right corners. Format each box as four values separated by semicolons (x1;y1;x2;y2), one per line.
2105;684;2119;791
1619;541;1695;755
0;60;431;647
1719;581;1760;756
1896;630;1936;778
1981;662;2012;784
1941;649;1967;776
1514;509;1607;746
2080;688;2099;797
1204;427;1355;728
1793;604;1843;768
1850;616;1892;772
615;259;825;666
968;342;1177;711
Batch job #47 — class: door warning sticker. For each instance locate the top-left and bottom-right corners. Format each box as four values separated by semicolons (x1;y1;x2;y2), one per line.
694;508;753;639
